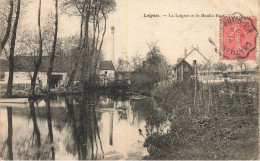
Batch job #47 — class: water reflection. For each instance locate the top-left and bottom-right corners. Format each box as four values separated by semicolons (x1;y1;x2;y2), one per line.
65;94;105;160
0;107;13;160
45;97;55;160
28;99;41;159
0;92;168;160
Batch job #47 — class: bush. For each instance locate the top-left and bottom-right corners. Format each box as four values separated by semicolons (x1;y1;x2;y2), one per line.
144;81;259;160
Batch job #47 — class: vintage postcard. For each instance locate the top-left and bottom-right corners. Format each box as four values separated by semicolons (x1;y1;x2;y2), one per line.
0;0;259;160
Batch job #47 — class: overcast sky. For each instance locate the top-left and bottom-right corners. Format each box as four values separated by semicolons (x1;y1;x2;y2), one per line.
24;0;259;66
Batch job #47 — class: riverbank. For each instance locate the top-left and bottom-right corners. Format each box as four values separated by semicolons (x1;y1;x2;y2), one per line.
143;81;259;160
0;86;143;99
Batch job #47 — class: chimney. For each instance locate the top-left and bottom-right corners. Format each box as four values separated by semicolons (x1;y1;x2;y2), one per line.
142;61;146;68
111;26;115;65
184;48;187;57
193;60;197;74
193;60;197;67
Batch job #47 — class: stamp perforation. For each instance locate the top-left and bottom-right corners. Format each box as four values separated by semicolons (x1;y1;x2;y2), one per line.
219;14;258;60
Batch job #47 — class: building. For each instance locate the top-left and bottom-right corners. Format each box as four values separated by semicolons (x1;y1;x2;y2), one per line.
172;47;210;82
98;60;116;86
0;56;69;91
173;58;195;82
198;67;259;83
0;55;119;91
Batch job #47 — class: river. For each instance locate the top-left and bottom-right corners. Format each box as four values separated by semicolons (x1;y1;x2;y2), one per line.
0;92;169;160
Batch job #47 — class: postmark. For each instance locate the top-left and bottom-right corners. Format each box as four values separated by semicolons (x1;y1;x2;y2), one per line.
220;14;258;60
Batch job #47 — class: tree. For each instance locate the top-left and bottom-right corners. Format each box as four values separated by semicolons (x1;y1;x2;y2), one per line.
0;0;14;54
116;58;130;71
116;58;124;71
145;42;168;82
236;60;248;70
212;62;227;72
131;51;143;71
131;42;169;91
30;0;43;96
64;22;84;93
47;0;59;94
6;0;21;97
62;0;116;91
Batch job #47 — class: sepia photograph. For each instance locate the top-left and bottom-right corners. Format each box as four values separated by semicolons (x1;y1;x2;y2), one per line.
0;0;259;160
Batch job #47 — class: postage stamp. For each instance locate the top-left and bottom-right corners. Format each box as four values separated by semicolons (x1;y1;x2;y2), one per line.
220;16;258;60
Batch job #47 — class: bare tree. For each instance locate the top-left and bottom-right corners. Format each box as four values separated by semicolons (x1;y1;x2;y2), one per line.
62;0;116;92
0;0;14;54
65;10;85;93
30;0;43;96
131;51;143;71
47;0;59;94
6;0;21;97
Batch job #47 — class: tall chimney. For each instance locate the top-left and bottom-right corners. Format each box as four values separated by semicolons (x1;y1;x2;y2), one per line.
193;60;197;75
111;26;115;65
142;61;146;68
193;60;197;67
184;48;187;57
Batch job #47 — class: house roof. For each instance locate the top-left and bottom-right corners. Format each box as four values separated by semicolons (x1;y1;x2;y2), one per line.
0;56;116;73
173;58;193;69
0;56;71;73
100;60;115;70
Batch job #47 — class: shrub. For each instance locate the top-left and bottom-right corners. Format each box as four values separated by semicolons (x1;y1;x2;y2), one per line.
144;81;259;160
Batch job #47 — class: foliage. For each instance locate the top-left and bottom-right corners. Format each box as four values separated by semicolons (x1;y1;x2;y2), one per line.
130;43;170;94
116;58;130;71
62;0;116;90
212;62;228;71
144;81;259;159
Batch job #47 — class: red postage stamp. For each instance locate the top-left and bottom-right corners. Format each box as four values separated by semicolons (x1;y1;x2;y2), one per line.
220;16;257;60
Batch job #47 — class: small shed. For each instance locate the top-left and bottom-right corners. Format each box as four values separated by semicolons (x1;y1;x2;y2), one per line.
173;58;195;82
99;60;115;80
98;60;115;86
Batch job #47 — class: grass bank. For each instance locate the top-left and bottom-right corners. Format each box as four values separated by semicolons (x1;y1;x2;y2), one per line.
143;81;259;160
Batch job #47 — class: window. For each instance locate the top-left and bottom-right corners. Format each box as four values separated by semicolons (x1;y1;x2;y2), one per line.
184;66;189;72
0;73;5;81
105;71;107;75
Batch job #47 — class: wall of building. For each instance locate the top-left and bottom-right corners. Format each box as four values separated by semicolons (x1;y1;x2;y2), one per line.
99;70;115;80
98;70;115;86
0;72;67;90
176;62;193;82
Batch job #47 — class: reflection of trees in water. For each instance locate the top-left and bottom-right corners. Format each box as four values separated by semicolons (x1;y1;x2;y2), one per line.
117;110;127;120
45;97;55;160
12;99;55;160
28;99;41;159
0;107;13;160
65;94;104;160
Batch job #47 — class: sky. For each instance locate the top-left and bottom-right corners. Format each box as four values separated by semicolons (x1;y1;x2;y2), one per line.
23;0;259;66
